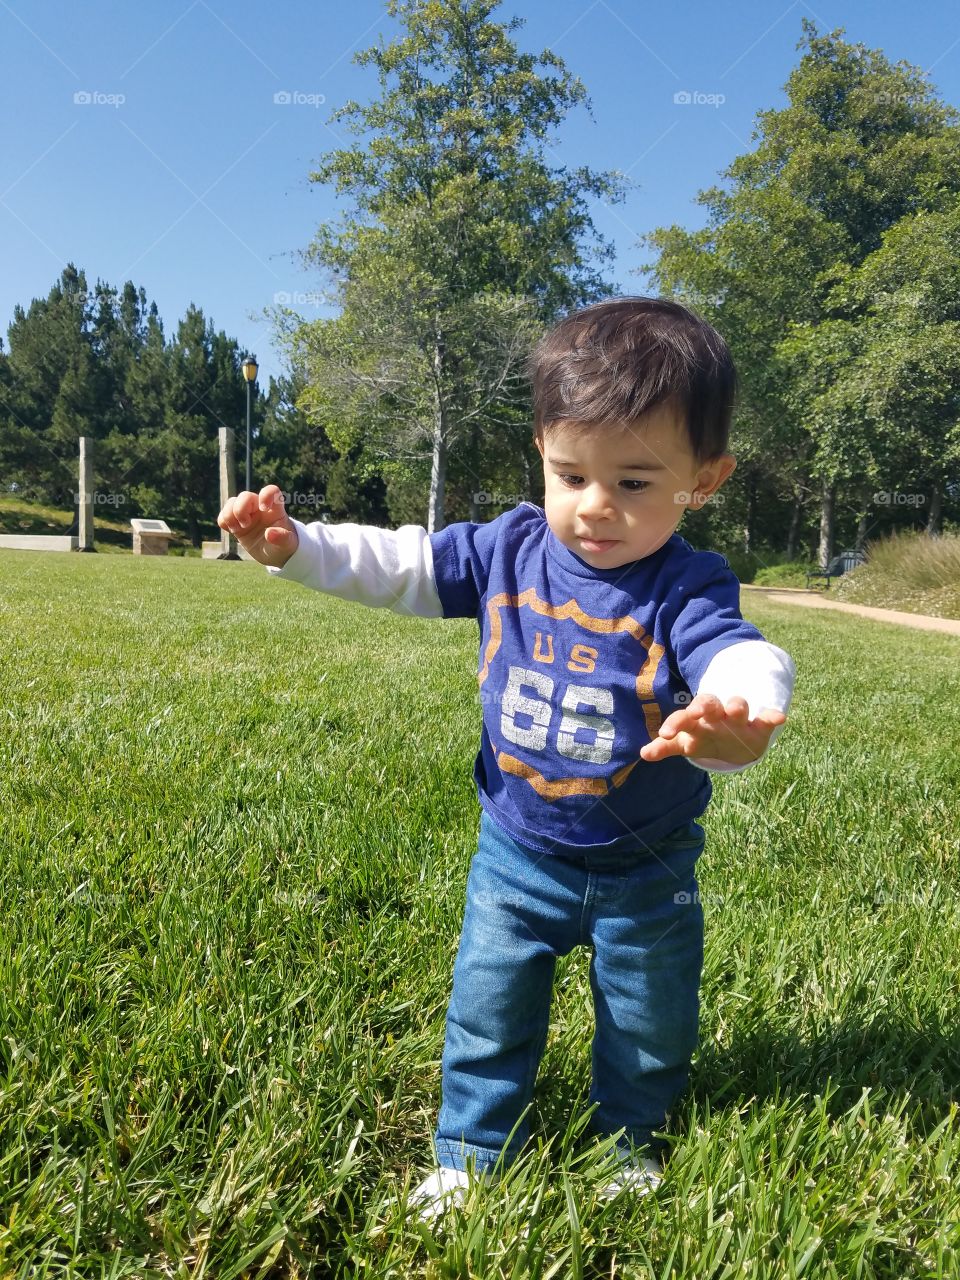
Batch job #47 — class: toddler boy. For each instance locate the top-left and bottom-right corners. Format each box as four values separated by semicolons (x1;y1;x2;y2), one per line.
218;297;796;1221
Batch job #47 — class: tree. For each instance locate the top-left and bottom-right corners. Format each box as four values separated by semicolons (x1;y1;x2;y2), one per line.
253;371;390;524
0;265;98;504
285;0;627;530
0;269;268;540
779;200;960;539
643;20;960;565
156;306;247;546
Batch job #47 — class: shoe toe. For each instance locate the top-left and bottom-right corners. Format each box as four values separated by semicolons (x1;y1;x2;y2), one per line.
410;1168;471;1223
598;1157;663;1201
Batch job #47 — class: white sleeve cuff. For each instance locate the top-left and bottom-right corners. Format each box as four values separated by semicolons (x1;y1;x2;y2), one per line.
264;517;445;617
687;640;796;774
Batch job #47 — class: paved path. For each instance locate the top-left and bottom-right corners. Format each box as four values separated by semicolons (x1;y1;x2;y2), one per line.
741;584;960;636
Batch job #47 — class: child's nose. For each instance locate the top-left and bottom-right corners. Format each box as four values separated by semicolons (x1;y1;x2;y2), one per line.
576;483;618;520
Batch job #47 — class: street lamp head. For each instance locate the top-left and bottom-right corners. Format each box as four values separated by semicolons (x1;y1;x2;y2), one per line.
241;355;259;383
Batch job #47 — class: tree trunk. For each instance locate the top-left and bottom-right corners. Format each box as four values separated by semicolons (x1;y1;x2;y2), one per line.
926;479;943;537
428;332;447;532
786;487;803;560
817;477;835;569
852;482;871;552
744;471;756;556
428;417;447;533
469;423;481;521
856;508;869;551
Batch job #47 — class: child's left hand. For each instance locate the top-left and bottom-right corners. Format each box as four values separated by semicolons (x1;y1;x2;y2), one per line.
639;694;787;766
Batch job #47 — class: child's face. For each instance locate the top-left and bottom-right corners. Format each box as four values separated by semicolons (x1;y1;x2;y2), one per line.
535;403;737;569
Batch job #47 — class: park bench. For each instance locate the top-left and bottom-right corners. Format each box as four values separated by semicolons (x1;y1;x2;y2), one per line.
805;548;868;591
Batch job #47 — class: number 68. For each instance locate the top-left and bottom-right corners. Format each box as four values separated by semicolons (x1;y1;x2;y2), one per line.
499;664;614;765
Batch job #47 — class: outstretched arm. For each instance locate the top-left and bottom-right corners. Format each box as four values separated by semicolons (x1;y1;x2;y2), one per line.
217;485;444;617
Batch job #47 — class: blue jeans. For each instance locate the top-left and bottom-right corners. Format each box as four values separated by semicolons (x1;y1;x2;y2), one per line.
433;808;706;1174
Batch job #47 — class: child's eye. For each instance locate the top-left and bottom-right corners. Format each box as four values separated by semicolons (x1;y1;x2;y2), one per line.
557;475;649;493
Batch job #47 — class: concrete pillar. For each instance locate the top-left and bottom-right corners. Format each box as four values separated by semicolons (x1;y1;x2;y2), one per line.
78;436;95;552
218;427;240;559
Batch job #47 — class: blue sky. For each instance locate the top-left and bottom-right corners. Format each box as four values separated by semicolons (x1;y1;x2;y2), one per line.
2;0;958;386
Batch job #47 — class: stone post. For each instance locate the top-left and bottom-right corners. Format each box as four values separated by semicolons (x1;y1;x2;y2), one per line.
218;427;240;559
78;436;95;552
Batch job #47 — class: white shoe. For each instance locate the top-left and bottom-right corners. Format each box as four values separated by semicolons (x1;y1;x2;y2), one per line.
598;1155;663;1201
409;1167;473;1223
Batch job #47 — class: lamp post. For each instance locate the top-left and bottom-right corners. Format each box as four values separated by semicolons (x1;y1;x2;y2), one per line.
241;355;258;492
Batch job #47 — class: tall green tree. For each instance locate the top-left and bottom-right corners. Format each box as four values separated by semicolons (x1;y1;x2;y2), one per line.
286;0;627;530
779;198;960;538
253;372;390;524
157;306;247;546
0;265;98;504
644;20;960;564
0;269;271;539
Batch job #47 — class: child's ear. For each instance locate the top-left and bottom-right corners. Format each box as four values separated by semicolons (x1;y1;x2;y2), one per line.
695;452;736;498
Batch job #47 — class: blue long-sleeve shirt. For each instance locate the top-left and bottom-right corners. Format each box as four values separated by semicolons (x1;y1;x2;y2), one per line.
427;502;793;856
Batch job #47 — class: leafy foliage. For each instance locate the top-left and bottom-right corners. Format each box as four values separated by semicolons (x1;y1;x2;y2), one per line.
282;0;627;529
644;19;960;561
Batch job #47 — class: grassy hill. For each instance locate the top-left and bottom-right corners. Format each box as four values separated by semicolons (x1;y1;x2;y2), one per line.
0;496;205;554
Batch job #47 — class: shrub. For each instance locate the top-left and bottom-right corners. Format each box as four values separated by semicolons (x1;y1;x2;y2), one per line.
849;528;960;593
752;560;820;588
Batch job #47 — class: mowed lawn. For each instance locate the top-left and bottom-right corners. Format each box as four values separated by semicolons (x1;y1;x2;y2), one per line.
1;548;959;1280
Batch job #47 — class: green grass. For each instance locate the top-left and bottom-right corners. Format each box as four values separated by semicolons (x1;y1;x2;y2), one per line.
1;549;959;1278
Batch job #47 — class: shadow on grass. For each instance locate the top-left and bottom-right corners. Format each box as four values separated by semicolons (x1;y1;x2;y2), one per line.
689;1013;960;1139
530;1011;960;1153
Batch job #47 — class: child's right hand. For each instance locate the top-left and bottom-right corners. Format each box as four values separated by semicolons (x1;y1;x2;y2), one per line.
217;485;299;568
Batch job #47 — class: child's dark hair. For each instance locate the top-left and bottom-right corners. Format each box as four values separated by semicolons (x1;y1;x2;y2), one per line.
526;296;738;463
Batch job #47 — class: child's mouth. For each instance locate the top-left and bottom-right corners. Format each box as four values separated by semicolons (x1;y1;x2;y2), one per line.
580;538;620;552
